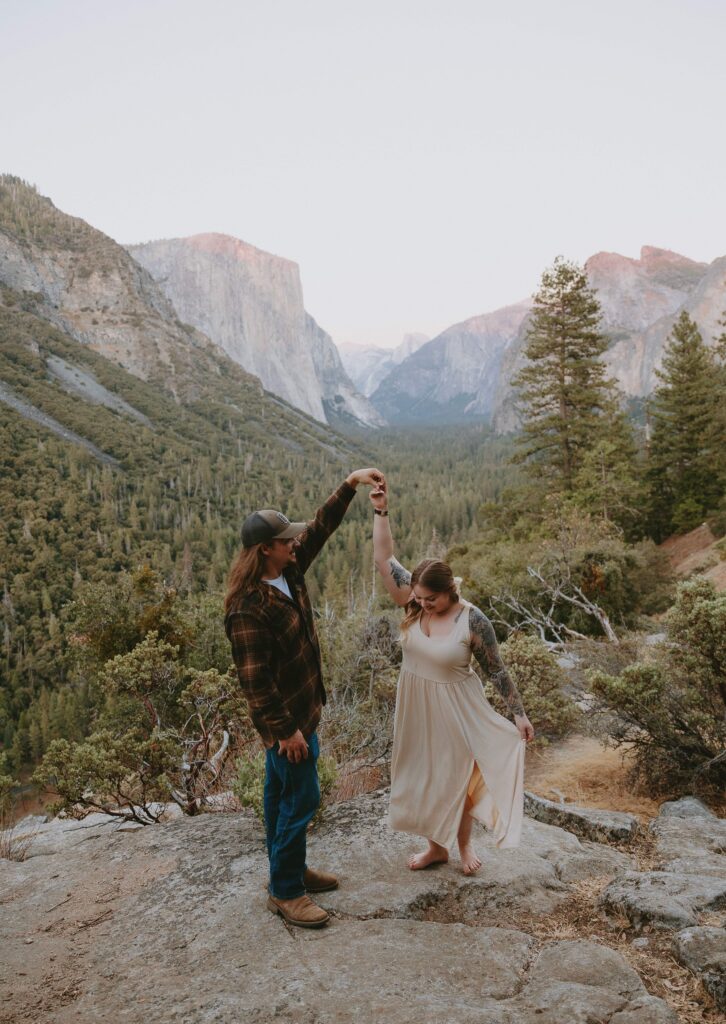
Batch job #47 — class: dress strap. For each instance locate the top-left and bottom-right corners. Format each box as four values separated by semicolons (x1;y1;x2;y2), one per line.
457;598;471;637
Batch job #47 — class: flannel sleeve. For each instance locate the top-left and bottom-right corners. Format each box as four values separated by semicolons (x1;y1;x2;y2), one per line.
227;608;298;741
293;479;357;574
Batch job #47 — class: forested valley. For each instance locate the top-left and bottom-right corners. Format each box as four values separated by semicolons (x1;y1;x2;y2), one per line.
1;249;725;821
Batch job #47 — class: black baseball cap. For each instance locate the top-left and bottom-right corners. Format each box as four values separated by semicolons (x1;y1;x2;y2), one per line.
241;509;307;548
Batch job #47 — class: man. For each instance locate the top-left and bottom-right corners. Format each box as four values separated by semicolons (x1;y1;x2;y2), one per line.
224;468;383;928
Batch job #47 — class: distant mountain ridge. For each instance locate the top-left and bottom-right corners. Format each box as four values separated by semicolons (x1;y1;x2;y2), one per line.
128;234;383;429
338;333;429;397
0;177;255;401
492;246;724;432
370;303;532;425
360;247;726;430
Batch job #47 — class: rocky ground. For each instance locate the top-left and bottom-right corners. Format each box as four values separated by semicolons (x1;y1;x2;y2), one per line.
1;789;724;1024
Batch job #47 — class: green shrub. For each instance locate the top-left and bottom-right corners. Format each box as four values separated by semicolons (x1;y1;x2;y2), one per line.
486;633;579;744
317;604;399;765
588;578;726;796
0;757;15;816
33;629;246;822
232;751;266;821
453;507;673;643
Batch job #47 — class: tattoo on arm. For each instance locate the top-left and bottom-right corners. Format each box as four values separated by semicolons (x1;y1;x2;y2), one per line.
388;558;412;590
469;606;525;717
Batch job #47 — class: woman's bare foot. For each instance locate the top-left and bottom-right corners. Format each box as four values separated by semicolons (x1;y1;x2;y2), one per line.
408;840;448;870
458;843;482;875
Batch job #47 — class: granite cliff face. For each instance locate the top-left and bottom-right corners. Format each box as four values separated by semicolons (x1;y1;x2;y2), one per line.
367;247;725;430
371;303;531;424
579;246;714;396
128;234;384;428
0;178;239;399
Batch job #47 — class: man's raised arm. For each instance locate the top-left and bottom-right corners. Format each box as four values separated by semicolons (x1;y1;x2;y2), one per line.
294;468;383;574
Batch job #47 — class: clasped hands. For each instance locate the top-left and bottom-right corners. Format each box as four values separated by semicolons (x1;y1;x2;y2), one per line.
346;468;385;489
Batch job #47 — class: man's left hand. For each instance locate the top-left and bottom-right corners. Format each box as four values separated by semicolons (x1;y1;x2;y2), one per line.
347;468;385;489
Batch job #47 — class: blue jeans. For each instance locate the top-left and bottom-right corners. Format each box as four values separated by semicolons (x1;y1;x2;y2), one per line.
264;732;320;899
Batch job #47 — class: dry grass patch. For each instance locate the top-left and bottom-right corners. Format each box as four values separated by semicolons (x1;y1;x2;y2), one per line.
510;876;721;1023
330;760;386;803
0;816;38;861
525;735;663;820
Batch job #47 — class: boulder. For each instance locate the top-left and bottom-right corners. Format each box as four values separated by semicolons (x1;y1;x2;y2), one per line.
506;940;678;1024
658;796;716;819
12;813;48;829
673;926;726;1011
524;791;640;844
650;813;726;875
599;802;726;931
600;870;726;930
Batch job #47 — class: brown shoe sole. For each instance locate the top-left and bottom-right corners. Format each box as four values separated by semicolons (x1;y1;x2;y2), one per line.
266;896;329;928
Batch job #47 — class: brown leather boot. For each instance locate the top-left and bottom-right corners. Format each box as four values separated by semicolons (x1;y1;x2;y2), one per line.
303;866;339;893
267;893;330;928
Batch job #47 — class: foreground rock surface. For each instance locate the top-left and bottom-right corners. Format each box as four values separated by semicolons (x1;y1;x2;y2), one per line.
673;927;726;1012
600;803;726;932
0;790;681;1023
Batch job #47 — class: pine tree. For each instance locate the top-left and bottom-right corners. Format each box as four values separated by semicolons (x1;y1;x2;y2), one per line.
646;311;725;540
572;416;643;538
512;257;620;494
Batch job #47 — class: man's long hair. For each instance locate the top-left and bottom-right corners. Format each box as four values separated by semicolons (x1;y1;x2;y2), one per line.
400;559;460;631
224;543;266;615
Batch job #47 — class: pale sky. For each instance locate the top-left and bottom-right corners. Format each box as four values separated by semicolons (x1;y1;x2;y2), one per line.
2;0;725;348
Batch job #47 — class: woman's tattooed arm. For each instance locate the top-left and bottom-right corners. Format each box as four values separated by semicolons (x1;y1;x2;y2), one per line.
388;558;412;590
468;605;525;717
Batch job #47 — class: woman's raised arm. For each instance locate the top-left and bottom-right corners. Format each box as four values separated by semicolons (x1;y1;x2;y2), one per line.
370;481;413;607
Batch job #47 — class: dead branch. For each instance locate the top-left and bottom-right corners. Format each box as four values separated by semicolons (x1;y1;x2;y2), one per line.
526;567;619;644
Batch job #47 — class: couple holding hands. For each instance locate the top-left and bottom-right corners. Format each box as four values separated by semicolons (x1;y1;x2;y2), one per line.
224;468;534;929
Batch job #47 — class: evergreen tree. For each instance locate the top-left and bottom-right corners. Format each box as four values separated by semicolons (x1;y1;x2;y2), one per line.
646;311;725;540
572;411;644;538
512;257;622;494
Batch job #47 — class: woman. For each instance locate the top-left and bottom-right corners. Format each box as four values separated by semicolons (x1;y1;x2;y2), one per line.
371;480;534;874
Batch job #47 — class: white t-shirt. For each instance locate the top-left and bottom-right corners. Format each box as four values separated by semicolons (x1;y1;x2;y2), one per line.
263;574;293;600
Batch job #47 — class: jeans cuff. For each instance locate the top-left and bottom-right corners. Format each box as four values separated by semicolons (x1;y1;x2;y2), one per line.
269;885;305;900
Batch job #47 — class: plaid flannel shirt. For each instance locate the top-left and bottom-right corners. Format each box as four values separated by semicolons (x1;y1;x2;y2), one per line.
225;480;356;747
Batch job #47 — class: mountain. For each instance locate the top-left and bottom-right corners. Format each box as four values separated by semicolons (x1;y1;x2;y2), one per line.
491;246;722;431
128;234;383;429
370;304;531;424
0;176;372;762
367;247;725;430
338;333;429;397
0;179;246;400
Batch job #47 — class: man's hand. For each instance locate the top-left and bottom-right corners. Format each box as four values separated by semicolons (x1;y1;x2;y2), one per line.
278;729;309;763
346;468;385;489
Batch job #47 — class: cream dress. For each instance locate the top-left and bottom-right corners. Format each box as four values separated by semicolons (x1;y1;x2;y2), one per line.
388;599;524;850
